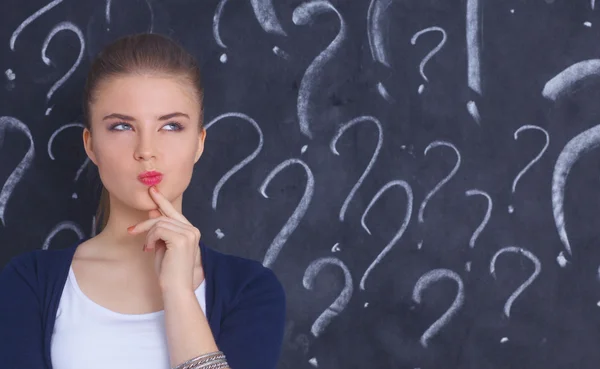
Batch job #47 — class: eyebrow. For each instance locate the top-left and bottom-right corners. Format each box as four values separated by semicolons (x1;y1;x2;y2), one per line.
102;112;190;121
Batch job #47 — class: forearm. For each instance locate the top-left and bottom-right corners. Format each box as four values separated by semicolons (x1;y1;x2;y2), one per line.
162;288;225;368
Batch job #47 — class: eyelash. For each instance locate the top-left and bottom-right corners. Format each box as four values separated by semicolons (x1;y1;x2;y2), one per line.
109;122;184;132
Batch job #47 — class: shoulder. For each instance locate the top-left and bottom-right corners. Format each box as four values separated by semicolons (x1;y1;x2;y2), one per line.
201;242;286;308
0;249;43;298
3;245;72;270
1;243;75;289
2;248;43;277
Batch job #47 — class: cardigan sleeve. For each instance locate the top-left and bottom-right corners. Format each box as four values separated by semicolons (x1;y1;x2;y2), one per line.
216;267;286;369
0;256;49;368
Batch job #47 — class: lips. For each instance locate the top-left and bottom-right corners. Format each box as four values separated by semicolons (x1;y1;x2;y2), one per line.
138;170;163;186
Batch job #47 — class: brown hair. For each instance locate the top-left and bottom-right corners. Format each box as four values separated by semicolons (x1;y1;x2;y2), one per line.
82;33;204;232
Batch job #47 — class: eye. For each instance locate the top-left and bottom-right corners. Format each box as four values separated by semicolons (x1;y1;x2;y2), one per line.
108;122;184;131
162;122;184;131
109;122;132;131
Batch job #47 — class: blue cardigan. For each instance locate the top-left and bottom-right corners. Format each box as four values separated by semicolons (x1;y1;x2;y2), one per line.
0;238;286;369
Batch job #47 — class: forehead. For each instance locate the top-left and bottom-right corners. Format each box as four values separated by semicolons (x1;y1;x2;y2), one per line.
91;74;199;116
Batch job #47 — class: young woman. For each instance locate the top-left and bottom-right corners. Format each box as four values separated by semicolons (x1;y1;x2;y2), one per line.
0;33;286;369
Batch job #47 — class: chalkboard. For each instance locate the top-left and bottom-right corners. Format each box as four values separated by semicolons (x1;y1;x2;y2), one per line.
3;0;600;368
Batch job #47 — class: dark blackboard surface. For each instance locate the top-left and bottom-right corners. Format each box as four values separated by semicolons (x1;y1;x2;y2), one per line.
3;0;600;368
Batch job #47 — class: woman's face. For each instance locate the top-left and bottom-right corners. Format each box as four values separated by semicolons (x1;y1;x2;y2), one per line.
83;74;205;212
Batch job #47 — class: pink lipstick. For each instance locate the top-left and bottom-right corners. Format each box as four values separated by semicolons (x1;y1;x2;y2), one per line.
138;170;163;186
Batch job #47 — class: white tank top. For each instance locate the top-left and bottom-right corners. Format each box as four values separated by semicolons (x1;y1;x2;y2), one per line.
50;265;206;369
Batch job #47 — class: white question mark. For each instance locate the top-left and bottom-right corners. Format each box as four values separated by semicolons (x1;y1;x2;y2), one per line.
48;123;91;199
259;158;314;267
293;1;347;139
542;60;600;101
330;116;383;222
8;0;64;86
42;21;85;115
464;189;492;272
10;0;63;51
42;221;86;250
410;26;447;94
360;180;413;291
0;116;35;227
367;0;394;102
464;189;492;249
490;246;541;318
303;257;353;337
205;113;264;210
544;64;600;264
509;125;549;214
412;268;465;347
213;0;231;63
215;0;287;61
250;0;287;36
418;141;461;248
466;0;482;123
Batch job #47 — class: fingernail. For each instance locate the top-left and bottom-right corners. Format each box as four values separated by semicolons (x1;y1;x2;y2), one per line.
127;226;135;233
150;186;158;193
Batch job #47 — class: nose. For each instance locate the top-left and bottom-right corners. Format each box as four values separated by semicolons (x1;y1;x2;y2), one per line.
134;131;156;161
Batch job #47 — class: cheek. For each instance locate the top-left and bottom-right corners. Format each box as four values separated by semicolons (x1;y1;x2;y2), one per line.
167;144;198;185
172;137;199;165
170;148;196;176
98;150;126;171
96;161;125;191
94;146;128;184
92;134;125;163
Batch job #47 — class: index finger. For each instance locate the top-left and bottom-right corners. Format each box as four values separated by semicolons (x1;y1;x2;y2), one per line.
148;186;191;224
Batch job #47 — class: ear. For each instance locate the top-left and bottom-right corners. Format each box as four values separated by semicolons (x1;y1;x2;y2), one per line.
82;128;98;165
194;127;206;163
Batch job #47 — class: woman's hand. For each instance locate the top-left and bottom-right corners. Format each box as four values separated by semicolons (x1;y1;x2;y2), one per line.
127;186;202;294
